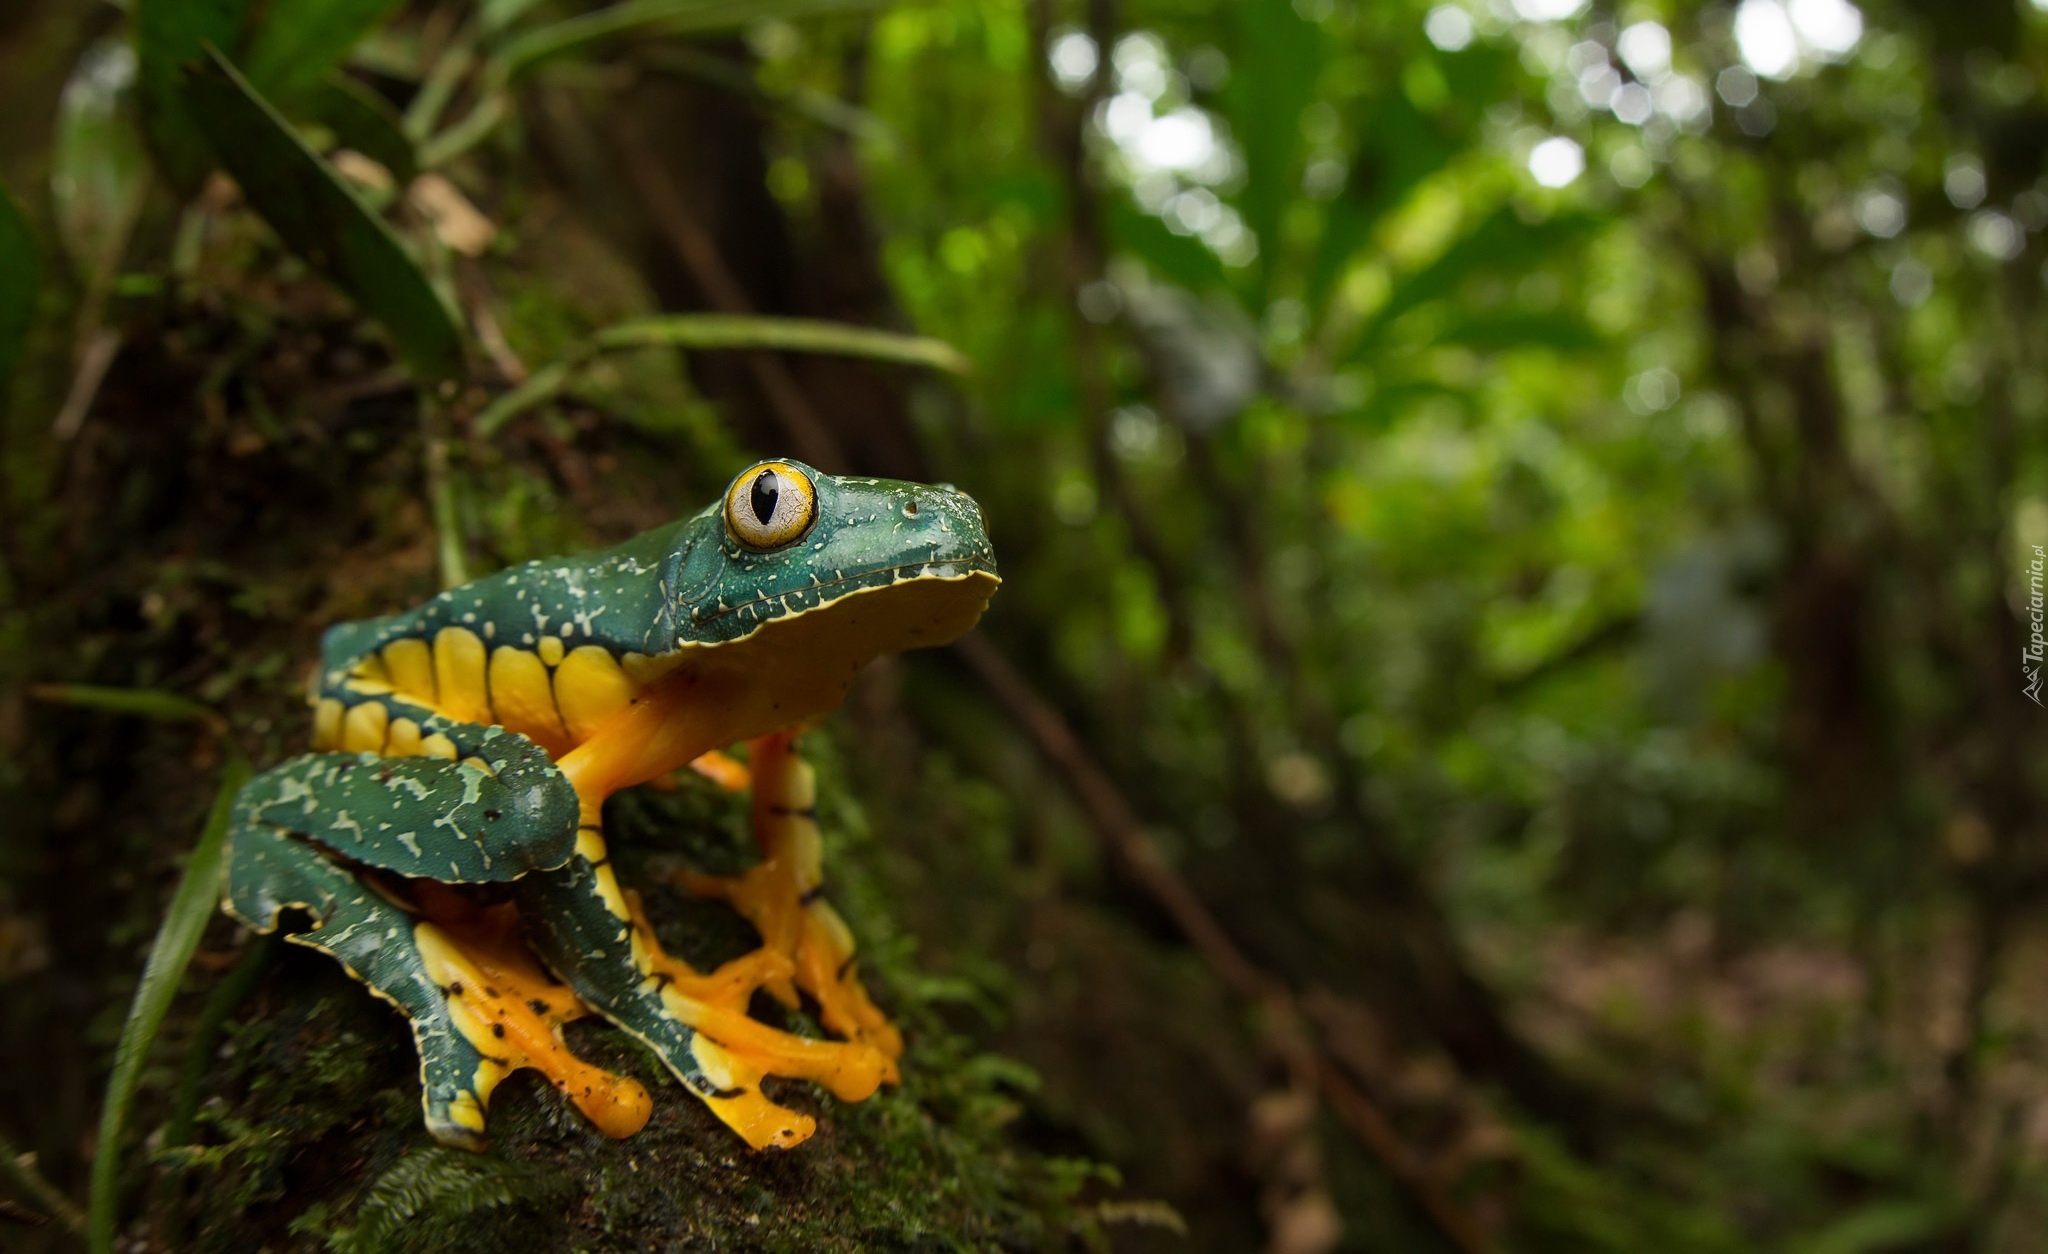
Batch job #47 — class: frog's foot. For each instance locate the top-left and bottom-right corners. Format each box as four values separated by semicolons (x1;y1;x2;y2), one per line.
616;888;892;1100
679;731;904;1066
514;820;893;1151
678;868;904;1067
413;901;652;1143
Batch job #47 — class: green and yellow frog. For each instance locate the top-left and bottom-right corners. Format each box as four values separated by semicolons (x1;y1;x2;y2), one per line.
222;460;998;1151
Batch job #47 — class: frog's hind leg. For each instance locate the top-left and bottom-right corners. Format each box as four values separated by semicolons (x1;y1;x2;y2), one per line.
681;731;904;1062
514;813;893;1151
224;755;651;1150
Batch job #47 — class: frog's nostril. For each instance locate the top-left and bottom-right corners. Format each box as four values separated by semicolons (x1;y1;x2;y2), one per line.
904;500;920;517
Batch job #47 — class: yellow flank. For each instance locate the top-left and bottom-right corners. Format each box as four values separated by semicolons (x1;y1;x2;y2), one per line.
488;646;571;753
341;700;390;753
312;697;344;751
433;627;492;724
553;645;636;741
421;732;459;760
537;635;565;667
353;654;392;685
381;637;438;705
386;717;423;757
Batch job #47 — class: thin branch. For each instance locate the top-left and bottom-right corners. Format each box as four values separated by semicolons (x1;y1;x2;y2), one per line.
51;327;121;441
954;633;1495;1254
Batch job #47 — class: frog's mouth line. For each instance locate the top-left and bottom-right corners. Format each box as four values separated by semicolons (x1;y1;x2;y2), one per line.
686;559;999;630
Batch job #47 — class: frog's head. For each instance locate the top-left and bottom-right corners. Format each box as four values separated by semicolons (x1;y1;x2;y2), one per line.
653;461;999;719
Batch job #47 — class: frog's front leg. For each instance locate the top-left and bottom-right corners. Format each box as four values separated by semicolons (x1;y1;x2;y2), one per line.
223;735;653;1149
681;731;904;1064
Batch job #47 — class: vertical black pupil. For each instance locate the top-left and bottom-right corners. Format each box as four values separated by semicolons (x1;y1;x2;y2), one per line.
750;470;780;526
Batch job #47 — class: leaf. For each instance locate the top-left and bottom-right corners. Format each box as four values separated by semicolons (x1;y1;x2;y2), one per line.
164;934;277;1147
479;0;554;33
331;1146;574;1253
1431;311;1602;352
497;0;898;77
51;38;152;283
0;180;37;405
133;0;254;190
241;0;407;107
1795;1200;1953;1254
1353;208;1598;353
478;315;970;437
1107;201;1227;295
1222;0;1321;301
182;45;464;384
301;72;417;185
472;359;570;436
1330;379;1472;430
30;683;225;728
592;314;972;372
1305;91;1458;314
86;757;252;1254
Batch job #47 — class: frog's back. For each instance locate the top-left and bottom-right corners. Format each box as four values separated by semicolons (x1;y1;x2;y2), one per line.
313;518;702;758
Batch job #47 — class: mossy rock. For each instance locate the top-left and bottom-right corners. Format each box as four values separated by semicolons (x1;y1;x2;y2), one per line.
138;764;1106;1252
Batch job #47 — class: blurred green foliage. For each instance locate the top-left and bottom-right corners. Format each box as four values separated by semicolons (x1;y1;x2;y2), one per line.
2;0;2047;1249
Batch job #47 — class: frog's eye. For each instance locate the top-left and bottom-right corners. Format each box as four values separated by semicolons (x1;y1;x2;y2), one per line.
724;462;818;550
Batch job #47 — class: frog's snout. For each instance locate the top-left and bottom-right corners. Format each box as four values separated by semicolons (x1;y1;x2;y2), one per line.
892;485;994;573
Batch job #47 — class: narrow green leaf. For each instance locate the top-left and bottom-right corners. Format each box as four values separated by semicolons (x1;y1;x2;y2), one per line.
86;757;252;1254
1432;311;1602;352
0;181;38;404
242;0;408;107
498;0;897;77
165;934;277;1147
1796;1200;1952;1254
52;39;152;285
301;72;418;185
477;316;967;436
1353;209;1597;353
1107;201;1226;295
593;314;972;373
183;45;464;384
644;46;894;145
134;0;254;190
1304;92;1457;315
1223;0;1320;301
479;0;554;33
473;359;571;437
31;683;224;728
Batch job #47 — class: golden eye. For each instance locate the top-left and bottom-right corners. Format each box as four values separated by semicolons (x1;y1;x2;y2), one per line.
723;461;818;550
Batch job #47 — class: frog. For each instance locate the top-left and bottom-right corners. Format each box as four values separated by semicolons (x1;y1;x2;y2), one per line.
221;459;999;1152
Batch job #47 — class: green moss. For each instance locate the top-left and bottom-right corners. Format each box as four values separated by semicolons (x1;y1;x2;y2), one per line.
153;763;1105;1252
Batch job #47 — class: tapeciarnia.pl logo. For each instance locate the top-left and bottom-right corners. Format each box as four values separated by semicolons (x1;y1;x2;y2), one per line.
2027;544;2046;707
